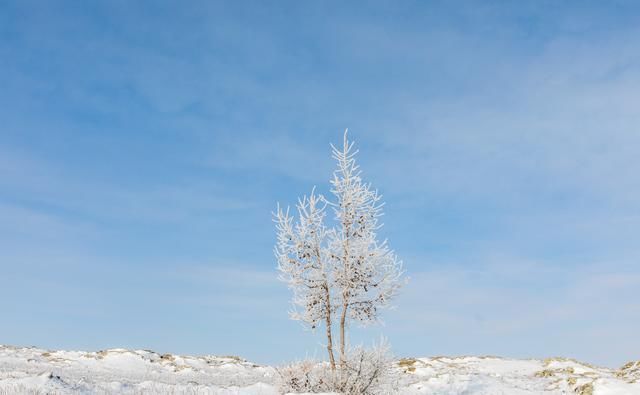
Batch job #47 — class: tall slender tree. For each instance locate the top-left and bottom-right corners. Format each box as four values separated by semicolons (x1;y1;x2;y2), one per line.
275;191;337;369
275;130;404;370
328;131;404;367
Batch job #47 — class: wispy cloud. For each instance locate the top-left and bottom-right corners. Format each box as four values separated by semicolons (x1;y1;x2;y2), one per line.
1;0;639;367
0;148;256;224
386;254;640;367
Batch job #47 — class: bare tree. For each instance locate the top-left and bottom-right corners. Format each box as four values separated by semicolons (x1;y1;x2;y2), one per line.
275;130;404;371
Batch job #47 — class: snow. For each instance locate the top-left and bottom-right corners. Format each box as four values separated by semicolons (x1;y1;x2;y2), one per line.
397;356;640;395
0;345;276;394
1;345;639;394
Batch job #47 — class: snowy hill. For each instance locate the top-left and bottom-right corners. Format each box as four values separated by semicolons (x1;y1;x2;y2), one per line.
1;345;638;394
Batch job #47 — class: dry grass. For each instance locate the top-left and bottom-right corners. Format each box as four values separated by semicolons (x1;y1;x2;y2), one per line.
397;358;417;372
575;382;594;395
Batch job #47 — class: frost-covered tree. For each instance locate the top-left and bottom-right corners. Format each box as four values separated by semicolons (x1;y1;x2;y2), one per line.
275;131;404;371
327;132;404;367
275;191;337;369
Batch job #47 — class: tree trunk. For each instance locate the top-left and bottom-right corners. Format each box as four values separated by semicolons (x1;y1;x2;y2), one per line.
340;221;351;369
339;296;348;368
324;284;336;370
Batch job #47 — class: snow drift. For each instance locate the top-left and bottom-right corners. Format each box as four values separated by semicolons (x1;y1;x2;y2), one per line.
0;345;638;394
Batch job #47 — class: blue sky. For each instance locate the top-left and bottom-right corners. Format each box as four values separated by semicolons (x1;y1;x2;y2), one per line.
1;1;639;367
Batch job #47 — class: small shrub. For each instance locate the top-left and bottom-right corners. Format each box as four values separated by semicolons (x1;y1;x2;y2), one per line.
277;341;398;394
277;359;329;393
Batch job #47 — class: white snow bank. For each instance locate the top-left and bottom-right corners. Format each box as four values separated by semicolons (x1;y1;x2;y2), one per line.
1;345;638;394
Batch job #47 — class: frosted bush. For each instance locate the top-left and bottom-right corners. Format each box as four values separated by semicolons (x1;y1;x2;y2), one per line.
277;342;398;394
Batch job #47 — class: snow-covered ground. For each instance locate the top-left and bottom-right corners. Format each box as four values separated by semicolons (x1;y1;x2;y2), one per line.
1;345;638;394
